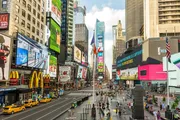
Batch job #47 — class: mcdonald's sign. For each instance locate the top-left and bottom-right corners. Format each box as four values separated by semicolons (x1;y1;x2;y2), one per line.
9;71;19;85
29;71;43;89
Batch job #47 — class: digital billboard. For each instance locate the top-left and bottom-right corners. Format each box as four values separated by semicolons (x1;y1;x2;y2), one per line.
98;57;103;62
118;67;138;80
47;0;62;26
82;52;85;64
0;34;11;80
50;19;61;53
77;65;83;78
74;46;81;63
82;67;87;79
16;33;48;69
59;66;71;82
49;55;57;77
98;52;103;57
116;46;142;70
0;13;9;30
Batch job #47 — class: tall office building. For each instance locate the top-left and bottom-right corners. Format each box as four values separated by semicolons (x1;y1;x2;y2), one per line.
126;0;144;41
61;0;74;62
0;0;46;43
74;1;88;64
96;19;105;80
144;0;180;39
112;20;126;64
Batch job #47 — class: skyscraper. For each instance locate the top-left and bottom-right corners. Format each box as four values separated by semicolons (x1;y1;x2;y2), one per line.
144;0;180;39
60;0;74;63
96;19;105;80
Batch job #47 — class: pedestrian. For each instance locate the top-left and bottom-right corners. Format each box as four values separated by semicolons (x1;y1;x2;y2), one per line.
118;105;121;117
160;102;162;111
116;105;118;115
162;103;165;111
91;104;96;120
157;111;161;120
153;110;157;120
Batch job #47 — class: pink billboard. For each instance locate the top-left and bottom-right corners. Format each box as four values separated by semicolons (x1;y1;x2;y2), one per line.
138;64;167;81
98;57;103;62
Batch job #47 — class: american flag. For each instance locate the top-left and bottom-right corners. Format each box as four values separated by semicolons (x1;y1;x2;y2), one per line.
166;37;171;62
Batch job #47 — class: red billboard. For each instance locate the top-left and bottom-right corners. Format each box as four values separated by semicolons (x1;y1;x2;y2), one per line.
0;13;9;30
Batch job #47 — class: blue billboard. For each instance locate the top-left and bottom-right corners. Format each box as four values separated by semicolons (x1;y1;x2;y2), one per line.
16;33;48;69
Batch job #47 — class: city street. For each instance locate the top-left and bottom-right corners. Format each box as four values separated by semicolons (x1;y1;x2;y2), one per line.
0;87;93;120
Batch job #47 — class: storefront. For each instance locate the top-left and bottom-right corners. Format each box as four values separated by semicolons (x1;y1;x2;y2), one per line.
138;64;167;91
0;88;17;107
17;88;32;101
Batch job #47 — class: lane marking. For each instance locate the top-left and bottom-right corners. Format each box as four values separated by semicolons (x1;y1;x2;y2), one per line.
50;108;71;120
18;98;70;120
36;101;72;120
1;98;66;120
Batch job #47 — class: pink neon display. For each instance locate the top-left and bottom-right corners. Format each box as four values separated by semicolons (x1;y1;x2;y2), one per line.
138;64;167;81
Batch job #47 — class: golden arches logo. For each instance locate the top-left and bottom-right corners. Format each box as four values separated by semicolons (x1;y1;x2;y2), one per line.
29;71;43;89
10;71;19;79
43;74;50;79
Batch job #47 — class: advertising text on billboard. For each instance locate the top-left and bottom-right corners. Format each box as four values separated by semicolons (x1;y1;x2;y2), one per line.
74;46;81;63
0;13;9;30
59;66;71;82
49;55;57;77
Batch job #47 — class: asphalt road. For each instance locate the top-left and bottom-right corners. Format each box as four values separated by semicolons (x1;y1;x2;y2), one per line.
0;87;93;120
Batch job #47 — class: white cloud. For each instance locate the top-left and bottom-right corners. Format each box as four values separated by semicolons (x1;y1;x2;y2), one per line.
86;6;125;77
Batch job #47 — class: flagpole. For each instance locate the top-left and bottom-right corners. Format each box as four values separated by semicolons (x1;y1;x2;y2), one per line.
93;53;96;103
166;30;170;106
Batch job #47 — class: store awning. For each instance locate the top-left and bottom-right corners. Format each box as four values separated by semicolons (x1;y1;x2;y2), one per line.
0;87;16;92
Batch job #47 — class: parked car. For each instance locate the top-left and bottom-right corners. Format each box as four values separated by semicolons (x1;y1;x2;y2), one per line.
3;104;26;114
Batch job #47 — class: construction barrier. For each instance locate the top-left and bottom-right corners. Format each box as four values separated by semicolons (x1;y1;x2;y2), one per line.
29;71;43;89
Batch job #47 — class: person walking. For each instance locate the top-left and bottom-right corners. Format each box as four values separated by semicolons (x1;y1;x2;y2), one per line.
118;105;122;117
157;111;161;120
160;102;162;111
91;104;96;120
116;105;118;115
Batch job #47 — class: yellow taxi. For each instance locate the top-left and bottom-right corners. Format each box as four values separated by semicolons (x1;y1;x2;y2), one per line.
40;98;52;103
3;104;26;114
24;100;39;108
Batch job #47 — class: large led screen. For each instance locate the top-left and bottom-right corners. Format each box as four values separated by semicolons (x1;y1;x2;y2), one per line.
77;66;83;78
16;33;48;69
0;34;11;80
50;19;61;53
49;55;57;77
74;46;81;63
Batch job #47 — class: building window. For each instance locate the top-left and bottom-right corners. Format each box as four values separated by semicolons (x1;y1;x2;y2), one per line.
37;21;40;27
36;29;39;36
22;0;26;7
33;9;36;16
41;16;44;22
33;0;36;7
40;40;43;44
32;17;36;24
27;23;30;30
22;9;26;17
32;35;35;40
27;33;30;37
27;4;31;12
36;38;39;42
38;4;40;11
21;29;25;35
41;24;43;30
15;15;19;23
2;0;7;8
32;26;35;33
15;5;20;13
27;14;31;21
37;13;40;19
21;19;25;27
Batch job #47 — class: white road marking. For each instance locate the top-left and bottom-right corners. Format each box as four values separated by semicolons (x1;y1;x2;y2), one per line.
18;98;69;120
2;98;65;120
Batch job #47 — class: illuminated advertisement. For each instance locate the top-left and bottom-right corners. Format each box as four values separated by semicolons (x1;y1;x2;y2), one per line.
74;46;81;63
118;67;138;80
82;67;87;79
47;0;62;26
82;52;85;64
98;52;103;57
170;53;180;69
116;46;142;69
49;55;57;77
59;66;71;82
98;57;103;62
50;19;61;53
98;69;104;72
0;34;11;80
77;66;83;78
16;33;48;69
116;70;120;80
98;62;104;66
0;13;9;30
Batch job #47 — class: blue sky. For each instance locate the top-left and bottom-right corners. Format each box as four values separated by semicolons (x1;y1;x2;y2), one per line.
80;0;125;77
